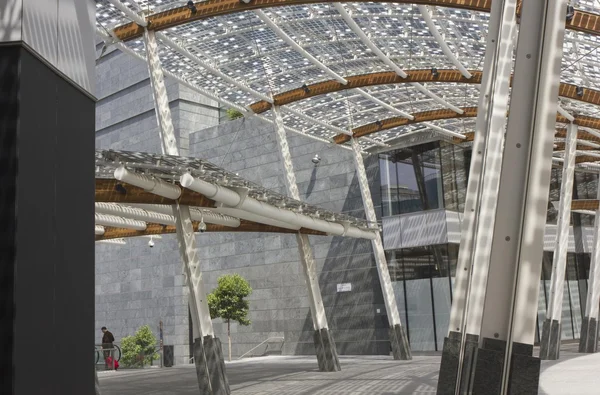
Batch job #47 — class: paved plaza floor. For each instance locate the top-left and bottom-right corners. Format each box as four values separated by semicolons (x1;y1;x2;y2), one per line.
98;344;600;394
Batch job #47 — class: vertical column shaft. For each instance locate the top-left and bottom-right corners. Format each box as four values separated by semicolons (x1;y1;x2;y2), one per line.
579;187;600;353
437;0;517;392
350;138;411;360
446;0;518;336
272;106;340;371
540;123;578;360
143;29;179;156
471;1;568;393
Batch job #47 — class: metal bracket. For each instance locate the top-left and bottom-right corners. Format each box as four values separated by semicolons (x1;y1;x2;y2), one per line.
228;187;249;209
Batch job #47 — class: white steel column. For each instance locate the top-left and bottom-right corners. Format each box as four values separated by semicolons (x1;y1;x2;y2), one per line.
350;137;411;360
272;106;341;371
173;204;215;339
579;186;600;353
446;0;517;337
143;29;178;156
540;123;578;360
437;0;517;392
472;0;568;393
144;25;230;394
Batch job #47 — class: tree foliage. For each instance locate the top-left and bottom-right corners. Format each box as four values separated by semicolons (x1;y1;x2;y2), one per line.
208;274;252;326
120;325;159;367
226;108;244;120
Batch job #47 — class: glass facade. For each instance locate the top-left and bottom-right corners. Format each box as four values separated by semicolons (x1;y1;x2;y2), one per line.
379;142;470;217
379;141;600;351
387;245;459;351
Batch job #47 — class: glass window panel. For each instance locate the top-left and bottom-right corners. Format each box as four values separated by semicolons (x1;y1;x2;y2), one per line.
379;156;396;218
439;143;468;212
378;142;447;217
401;247;436;351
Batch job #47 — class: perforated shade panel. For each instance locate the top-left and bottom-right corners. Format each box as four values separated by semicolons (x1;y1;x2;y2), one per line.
95;0;600;157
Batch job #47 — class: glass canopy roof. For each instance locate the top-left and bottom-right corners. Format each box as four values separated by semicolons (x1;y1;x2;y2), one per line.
95;0;600;152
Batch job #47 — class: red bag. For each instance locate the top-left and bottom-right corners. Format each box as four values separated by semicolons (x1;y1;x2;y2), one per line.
106;356;119;370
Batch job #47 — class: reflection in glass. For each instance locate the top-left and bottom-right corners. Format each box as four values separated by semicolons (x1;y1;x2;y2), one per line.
379;142;470;217
387;244;458;351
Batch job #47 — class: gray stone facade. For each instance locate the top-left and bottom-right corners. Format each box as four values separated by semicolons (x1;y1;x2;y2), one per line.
95;49;388;364
94;47;218;364
190;117;388;357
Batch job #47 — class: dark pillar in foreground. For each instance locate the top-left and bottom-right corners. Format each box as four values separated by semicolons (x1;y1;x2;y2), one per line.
314;328;341;372
579;317;599;353
437;332;479;394
471;339;540;394
389;324;411;360
193;336;231;395
0;44;95;394
539;319;561;360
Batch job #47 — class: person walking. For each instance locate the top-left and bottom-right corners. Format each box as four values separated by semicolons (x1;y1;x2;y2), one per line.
101;327;115;370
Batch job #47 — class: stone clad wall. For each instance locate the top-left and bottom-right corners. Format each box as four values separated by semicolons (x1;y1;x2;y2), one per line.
94;48;218;364
189;117;389;357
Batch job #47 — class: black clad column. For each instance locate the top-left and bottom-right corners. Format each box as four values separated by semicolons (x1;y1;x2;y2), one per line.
0;44;95;394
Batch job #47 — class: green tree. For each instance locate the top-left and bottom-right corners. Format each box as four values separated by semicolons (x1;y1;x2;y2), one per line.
120;325;159;368
226;108;244;120
207;274;252;361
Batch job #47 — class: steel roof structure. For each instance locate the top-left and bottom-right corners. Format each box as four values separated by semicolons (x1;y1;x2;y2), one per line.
94;149;375;240
96;0;600;157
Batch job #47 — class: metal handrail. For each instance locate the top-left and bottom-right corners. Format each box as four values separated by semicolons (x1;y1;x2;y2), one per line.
238;337;284;360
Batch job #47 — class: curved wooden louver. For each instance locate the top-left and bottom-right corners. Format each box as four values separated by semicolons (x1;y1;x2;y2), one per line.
96;221;326;240
333;110;600;144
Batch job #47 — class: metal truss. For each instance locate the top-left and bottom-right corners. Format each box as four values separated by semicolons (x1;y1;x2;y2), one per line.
349;137;402;329
272;105;330;331
144;29;179;156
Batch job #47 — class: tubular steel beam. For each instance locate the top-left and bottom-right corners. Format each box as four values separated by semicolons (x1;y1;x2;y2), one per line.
334;109;600;144
95;178;215;207
249;71;600;115
111;0;599;44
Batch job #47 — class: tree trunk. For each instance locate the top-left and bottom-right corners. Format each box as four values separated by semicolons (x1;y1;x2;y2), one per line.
228;320;232;362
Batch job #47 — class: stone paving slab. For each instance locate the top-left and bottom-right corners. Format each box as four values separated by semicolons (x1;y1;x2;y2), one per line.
98;356;439;394
98;347;600;395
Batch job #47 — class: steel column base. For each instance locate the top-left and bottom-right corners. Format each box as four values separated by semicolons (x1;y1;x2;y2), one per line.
389;324;412;360
313;328;341;372
579;317;599;353
471;338;540;395
193;336;231;395
539;319;561;360
436;332;479;394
